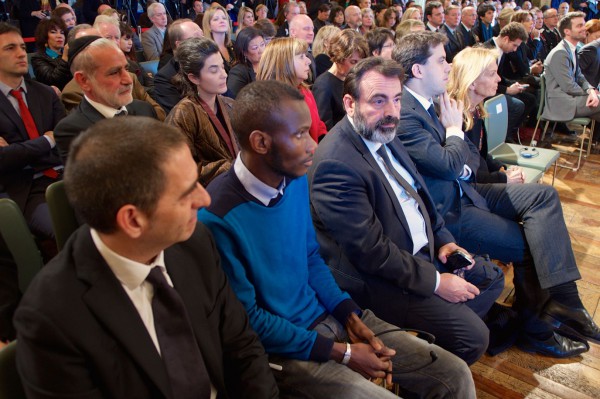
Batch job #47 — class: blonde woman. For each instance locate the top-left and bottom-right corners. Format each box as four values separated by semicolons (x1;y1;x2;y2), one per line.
203;5;236;72
257;38;327;141
401;7;422;23
360;7;375;35
312;25;341;76
447;47;524;184
237;6;255;32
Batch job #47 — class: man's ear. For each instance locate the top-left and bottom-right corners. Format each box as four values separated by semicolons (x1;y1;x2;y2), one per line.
74;71;91;92
343;94;356;118
114;204;147;239
248;130;272;155
411;63;423;79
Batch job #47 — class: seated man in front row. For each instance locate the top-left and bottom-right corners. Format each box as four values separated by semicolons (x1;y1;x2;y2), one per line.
15;117;278;398
198;80;476;398
308;57;504;365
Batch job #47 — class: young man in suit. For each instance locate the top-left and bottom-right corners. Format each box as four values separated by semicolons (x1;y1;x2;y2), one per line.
0;22;65;241
308;57;504;365
395;31;596;358
198;80;477;398
544;12;600;125
54;36;157;162
15;116;279;399
424;1;445;32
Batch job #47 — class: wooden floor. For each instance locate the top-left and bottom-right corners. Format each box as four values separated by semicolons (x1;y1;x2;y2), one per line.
472;147;600;398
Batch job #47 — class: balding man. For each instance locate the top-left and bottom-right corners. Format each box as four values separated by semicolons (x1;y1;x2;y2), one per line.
142;2;168;60
276;2;300;37
54;37;157;162
93;15;120;43
541;8;561;55
290;14;316;83
459;6;477;46
153;19;205;114
343;6;362;31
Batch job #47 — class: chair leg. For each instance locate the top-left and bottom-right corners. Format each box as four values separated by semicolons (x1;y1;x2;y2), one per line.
586;120;595;157
531;118;542;146
541;121;550;142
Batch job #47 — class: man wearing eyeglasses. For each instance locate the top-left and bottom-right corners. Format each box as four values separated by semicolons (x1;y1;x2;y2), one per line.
142;2;169;61
541;8;561;56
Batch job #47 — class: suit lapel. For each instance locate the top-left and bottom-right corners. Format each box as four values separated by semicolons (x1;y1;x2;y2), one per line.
341;118;414;241
80;98;108;125
404;90;444;143
75;229;172;398
0;89;29;140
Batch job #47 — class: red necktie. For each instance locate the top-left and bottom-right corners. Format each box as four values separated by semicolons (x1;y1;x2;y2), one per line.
10;89;58;179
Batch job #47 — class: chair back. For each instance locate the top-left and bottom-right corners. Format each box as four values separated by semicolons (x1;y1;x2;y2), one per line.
0;341;26;399
46;181;80;251
483;94;508;151
0;199;44;293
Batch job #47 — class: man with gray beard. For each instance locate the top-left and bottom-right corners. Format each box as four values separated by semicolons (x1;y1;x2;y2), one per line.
308;57;504;366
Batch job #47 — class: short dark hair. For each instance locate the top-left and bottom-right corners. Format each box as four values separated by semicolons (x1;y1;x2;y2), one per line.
64;117;188;233
558;11;586;37
364;27;394;56
254;18;277;38
0;22;21;36
318;4;332;13
233;26;264;68
477;3;495;18
392;31;447;80
425;1;443;17
499;21;528;41
174;37;220;96
35;17;67;53
344;57;404;100
232;80;305;149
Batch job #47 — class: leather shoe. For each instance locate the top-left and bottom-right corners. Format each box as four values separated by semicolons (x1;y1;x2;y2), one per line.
517;331;589;358
541;299;600;344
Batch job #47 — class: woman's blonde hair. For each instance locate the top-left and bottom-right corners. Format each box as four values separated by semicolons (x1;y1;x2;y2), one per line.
401;7;422;23
447;47;498;130
202;5;233;46
237;6;254;30
257;37;308;88
312;25;341;57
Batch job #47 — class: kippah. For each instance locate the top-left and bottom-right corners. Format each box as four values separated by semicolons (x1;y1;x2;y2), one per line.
68;35;102;69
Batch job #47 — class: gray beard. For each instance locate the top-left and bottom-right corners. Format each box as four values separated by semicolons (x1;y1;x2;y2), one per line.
353;108;398;144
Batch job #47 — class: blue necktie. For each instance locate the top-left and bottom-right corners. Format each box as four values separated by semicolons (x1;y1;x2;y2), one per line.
427;104;445;136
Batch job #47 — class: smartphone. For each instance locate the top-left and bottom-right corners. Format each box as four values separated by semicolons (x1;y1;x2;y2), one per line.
446;250;473;272
520;84;530;88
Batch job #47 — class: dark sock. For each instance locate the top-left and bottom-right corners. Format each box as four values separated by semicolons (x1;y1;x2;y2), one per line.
549;282;584;308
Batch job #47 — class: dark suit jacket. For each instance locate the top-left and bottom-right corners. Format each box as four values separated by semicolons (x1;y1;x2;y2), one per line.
457;23;476;47
54;98;157;162
397;90;487;227
0;79;65;211
14;225;278;399
152;57;182;114
440;24;464;63
577;39;600;88
483;39;519;94
308;117;453;314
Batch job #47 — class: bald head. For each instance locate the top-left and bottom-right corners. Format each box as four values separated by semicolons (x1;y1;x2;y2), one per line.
290;14;314;44
345;6;362;30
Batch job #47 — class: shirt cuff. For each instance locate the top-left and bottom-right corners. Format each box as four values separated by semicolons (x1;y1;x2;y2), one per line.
445;126;464;140
460;165;472;180
434;271;440;292
43;134;56;148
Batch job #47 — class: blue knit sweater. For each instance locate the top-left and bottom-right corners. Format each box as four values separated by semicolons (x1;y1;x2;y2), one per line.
198;171;358;362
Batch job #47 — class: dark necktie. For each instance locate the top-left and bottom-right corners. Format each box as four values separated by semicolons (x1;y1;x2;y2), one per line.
114;109;128;117
10;89;58;179
376;145;434;261
146;267;211;399
427;104;445;136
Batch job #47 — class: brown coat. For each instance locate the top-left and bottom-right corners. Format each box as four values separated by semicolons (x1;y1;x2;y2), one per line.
165;95;239;186
60;72;166;121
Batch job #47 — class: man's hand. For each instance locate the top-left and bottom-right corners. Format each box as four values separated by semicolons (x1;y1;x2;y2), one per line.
348;342;394;383
0;137;8;147
506;82;525;95
531;28;541;39
530;61;543;75
438;242;475;269
586;90;599;107
438;92;464;130
62;43;69;62
505;166;525;184
435;273;480;303
345;312;395;385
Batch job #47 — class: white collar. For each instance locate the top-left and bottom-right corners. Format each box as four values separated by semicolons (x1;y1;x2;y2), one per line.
233;155;286;206
85;95;128;119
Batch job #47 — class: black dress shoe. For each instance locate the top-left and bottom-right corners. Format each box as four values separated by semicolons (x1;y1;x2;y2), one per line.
541;299;600;344
517;331;589;358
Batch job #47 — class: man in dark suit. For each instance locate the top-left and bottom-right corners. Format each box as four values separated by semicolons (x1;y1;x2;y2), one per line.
541;8;561;56
458;6;478;46
55;36;157;162
276;2;300;37
15;116;279;399
394;31;596;358
578;38;600;88
0;23;65;240
440;5;465;63
308;57;504;365
424;1;445;32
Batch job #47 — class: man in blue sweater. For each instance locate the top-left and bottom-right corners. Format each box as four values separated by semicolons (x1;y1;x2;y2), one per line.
198;80;476;398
